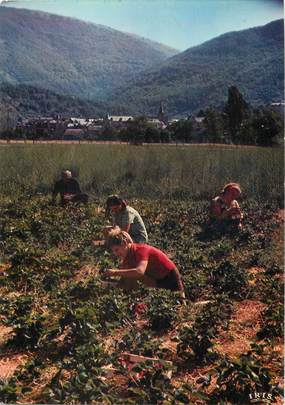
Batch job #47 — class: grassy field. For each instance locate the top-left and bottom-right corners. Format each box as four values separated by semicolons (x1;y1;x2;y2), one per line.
0;144;283;201
0;144;283;404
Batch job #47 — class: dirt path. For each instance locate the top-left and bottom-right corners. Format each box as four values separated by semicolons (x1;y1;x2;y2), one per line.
0;323;29;381
215;300;266;359
0;353;28;380
16;365;59;404
0;324;13;347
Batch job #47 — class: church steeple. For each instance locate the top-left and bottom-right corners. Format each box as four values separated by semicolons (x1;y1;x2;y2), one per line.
158;101;167;123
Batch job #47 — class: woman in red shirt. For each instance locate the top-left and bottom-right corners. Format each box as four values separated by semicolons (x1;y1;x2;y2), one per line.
105;229;185;297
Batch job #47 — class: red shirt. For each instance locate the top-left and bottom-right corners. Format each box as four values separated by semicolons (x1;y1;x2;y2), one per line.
121;244;175;280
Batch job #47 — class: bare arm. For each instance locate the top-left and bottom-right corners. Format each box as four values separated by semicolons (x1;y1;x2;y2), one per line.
225;202;241;218
210;199;240;220
106;260;148;279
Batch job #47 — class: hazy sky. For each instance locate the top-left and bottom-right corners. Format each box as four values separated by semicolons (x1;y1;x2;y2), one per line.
3;0;284;50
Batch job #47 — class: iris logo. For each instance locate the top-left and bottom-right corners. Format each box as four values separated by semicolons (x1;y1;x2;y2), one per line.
249;392;273;404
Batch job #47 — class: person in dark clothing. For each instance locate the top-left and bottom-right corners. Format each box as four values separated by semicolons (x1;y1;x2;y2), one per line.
51;170;89;206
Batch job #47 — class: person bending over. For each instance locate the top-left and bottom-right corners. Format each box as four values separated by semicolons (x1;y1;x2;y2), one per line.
104;195;148;244
209;182;243;230
105;228;185;298
51;170;88;206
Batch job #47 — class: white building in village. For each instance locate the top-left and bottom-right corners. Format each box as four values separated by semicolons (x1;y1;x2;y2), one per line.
146;118;167;129
107;115;134;122
270;102;284;116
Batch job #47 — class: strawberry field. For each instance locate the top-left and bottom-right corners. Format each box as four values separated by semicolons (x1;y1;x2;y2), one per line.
0;144;283;404
0;195;283;404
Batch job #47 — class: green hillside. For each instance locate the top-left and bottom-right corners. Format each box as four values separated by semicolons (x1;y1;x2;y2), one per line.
0;84;128;123
110;19;284;115
0;7;177;100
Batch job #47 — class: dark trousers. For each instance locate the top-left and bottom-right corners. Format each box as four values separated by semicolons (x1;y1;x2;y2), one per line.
61;193;89;206
156;268;185;292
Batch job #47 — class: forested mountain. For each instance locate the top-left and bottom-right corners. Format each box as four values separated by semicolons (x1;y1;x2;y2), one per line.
0;7;177;100
0;84;126;124
0;7;283;117
110;19;284;116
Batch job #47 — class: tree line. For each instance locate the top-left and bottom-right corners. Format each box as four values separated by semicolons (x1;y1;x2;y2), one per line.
0;86;283;146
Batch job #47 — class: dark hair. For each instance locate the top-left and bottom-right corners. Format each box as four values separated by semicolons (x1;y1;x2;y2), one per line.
105;195;127;218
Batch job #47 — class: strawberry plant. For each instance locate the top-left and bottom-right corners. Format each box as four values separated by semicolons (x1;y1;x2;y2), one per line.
46;343;113;404
209;259;249;299
177;298;232;363
127;360;173;403
8;313;45;349
212;352;283;404
0;379;21;403
257;302;284;339
116;329;163;358
147;290;181;332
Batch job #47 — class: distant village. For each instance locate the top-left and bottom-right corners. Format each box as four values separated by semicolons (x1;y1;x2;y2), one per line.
13;103;208;141
3;98;284;146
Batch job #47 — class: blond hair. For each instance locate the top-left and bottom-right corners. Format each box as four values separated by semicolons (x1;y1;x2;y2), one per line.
107;227;133;247
221;182;241;196
62;170;72;178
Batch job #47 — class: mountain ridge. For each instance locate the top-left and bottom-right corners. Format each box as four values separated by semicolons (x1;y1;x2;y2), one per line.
110;19;284;115
0;83;130;123
0;7;178;99
0;8;283;116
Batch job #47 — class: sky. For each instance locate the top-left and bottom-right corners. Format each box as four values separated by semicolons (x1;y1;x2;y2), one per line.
2;0;284;50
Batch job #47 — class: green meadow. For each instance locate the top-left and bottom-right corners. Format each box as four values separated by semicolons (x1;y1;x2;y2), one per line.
0;144;283;201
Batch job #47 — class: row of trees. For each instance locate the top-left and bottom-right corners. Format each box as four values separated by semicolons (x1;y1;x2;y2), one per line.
204;86;283;146
105;86;283;146
103;117;194;144
0;86;283;146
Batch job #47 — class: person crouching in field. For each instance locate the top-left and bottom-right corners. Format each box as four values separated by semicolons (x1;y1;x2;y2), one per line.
104;195;148;244
105;228;185;298
209;183;243;231
51;170;89;206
